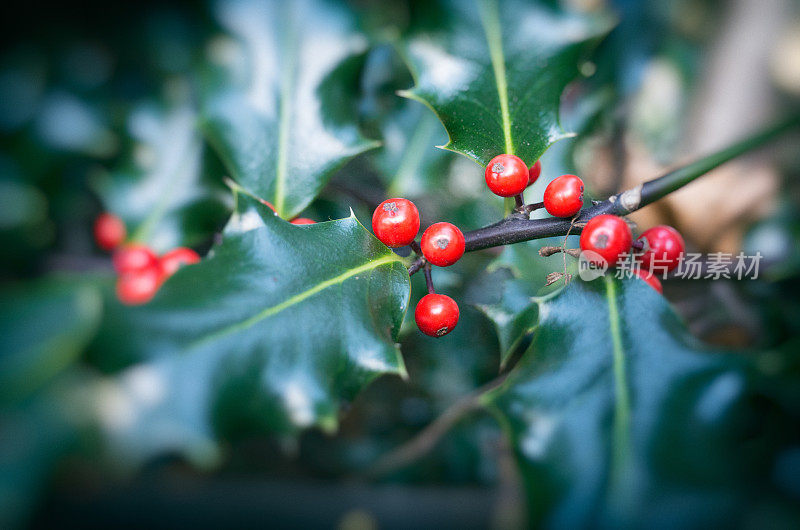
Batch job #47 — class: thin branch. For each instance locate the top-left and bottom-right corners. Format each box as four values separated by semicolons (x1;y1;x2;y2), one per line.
365;373;509;478
461;116;799;252
405;116;797;275
391;116;799;476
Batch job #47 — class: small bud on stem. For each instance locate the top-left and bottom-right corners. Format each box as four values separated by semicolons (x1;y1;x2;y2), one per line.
539;246;582;258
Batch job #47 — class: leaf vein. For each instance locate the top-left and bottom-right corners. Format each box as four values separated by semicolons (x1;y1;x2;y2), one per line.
192;254;402;348
606;276;631;482
478;0;514;155
275;4;298;215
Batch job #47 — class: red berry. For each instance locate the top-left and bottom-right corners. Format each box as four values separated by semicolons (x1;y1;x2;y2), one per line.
637;225;685;272
485;154;529;197
633;268;663;294
372;198;420;248
579;214;632;268
291;218;316;225
160;247;200;279
420;222;465;267
113;244;159;274
543;175;584;217
94;213;126;251
528;160;542;187
116;266;161;305
415;293;459;337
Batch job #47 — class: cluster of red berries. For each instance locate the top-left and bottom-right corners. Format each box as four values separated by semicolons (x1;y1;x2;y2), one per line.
483;153;685;292
372;154;686;338
580;216;685;293
94;213;200;305
94;200;317;305
372;198;464;338
371;154;586;338
485;154;584;217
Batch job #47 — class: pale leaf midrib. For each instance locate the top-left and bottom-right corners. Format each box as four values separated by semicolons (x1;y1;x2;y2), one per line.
131;123;198;244
191;254;401;348
478;0;514;156
605;276;631;483
274;4;298;215
388;114;438;196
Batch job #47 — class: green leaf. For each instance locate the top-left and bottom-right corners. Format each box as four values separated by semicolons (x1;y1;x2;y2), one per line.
200;0;380;218
0;398;75;529
375;100;454;197
93;192;409;465
399;0;612;165
484;277;800;527
0;177;48;232
355;44;455;197
93;103;229;252
0;277;102;404
476;236;578;366
0;372;97;529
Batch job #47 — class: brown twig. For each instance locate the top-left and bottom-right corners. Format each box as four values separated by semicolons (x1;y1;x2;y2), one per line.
364;373;509;478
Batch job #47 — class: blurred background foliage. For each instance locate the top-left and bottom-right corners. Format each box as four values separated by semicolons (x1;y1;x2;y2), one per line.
1;0;800;527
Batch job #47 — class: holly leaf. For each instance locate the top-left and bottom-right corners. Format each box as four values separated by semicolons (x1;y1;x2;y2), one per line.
354;44;455;197
400;0;612;166
483;277;800;527
93;192;409;466
93;103;229;252
0;371;98;529
0;276;102;405
374;100;455;197
0;276;103;525
200;0;380;219
476;236;578;366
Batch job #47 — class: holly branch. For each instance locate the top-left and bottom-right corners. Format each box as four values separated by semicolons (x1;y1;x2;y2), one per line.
407;115;799;273
376;115;799;475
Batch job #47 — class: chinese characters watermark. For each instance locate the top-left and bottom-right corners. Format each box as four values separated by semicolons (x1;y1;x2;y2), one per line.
578;251;763;281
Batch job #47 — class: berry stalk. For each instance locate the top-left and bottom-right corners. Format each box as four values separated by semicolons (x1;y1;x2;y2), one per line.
423;263;435;294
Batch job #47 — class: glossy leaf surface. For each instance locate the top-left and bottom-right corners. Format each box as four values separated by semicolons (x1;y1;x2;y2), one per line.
0;277;102;404
94;193;409;465
374;102;454;197
201;0;379;218
400;0;612;166
485;277;800;527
